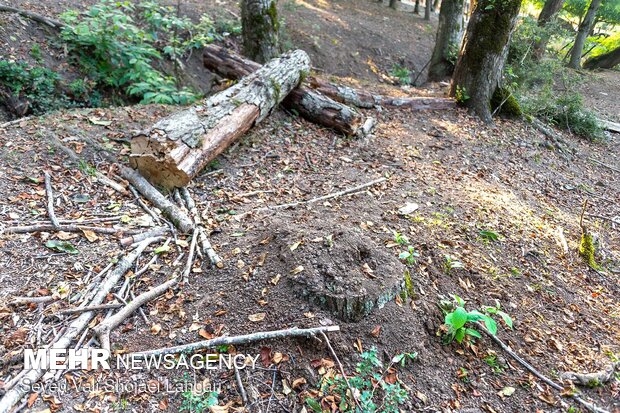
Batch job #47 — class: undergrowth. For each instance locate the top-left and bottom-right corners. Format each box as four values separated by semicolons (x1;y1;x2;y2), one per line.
504;16;605;141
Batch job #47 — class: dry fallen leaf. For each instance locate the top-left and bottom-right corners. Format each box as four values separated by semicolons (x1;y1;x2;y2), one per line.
248;313;266;322
271;274;281;285
150;323;162;335
82;229;98;242
370;325;381;337
290;265;304;275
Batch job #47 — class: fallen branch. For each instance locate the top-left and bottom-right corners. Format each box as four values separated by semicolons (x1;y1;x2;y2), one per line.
44;172;60;229
179;187;223;268
2;223;145;236
585;213;620;226
250;177;387;214
0;5;65;29
93;277;179;351
56;303;124;316
10;296;54;305
120;227;170;247
0;237;158;413
130;325;340;358
561;362;620;387
320;331;363;412
531;118;575;157
119;166;194;233
479;324;609;413
182;229;199;283
589;157;620;174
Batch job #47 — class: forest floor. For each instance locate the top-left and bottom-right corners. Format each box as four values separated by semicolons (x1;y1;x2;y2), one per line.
1;1;620;413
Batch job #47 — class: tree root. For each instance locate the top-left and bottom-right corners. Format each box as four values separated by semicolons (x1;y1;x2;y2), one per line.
479;323;610;413
561;362;620;387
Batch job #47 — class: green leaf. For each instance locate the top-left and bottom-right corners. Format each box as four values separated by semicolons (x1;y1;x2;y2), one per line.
305;397;323;413
466;310;486;322
483;316;497;335
498;311;513;329
392;354;405;364
154;244;171;254
455;328;466;343
45;240;79;254
465;328;482;339
451;307;468;329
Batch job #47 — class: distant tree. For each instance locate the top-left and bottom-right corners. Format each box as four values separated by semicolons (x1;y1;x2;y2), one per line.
241;0;280;63
584;44;620;68
567;0;603;68
390;0;399;9
449;0;522;121
432;0;441;12
428;0;464;80
425;0;432;19
415;0;421;14
532;0;565;58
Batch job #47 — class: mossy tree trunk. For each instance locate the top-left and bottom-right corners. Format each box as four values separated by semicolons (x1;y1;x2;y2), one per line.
532;0;565;59
449;0;522;122
241;0;280;63
567;0;602;69
428;0;464;80
584;45;620;69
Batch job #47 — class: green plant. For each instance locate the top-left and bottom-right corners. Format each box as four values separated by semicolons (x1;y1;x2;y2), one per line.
306;348;412;413
393;231;409;246
440;295;513;344
399;246;419;266
30;44;42;62
78;160;97;176
0;60;67;114
479;229;500;243
443;255;464;273
179;390;218;413
389;64;412;85
59;0;216;105
454;85;470;104
483;354;504;373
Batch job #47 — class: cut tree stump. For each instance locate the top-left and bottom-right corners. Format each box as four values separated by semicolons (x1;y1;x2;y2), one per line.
202;45;362;136
131;50;310;188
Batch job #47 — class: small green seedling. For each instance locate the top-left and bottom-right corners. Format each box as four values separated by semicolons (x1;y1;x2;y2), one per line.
443;255;465;273
479;229;499;243
399;246;419;265
441;295;513;344
393;231;409;246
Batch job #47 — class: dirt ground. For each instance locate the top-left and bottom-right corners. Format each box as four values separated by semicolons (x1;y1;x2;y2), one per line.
1;1;620;413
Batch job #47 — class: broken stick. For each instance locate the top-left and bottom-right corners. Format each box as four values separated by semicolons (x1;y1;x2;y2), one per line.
44;171;60;229
93;277;178;351
130;325;340;358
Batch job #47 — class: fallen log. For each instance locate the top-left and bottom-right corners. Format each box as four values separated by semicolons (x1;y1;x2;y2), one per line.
202;45;362;136
131;50;310;188
203;44;455;112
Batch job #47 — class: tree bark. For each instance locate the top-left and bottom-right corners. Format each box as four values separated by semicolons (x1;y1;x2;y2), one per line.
202;45;362;136
449;0;522;122
583;45;620;69
131;50;310;188
567;0;602;69
532;0;565;59
241;0;280;63
389;0;399;9
425;0;432;19
428;0;464;80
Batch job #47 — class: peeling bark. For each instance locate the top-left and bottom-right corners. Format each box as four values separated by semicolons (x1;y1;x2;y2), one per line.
131;50;310;188
202;45;362;136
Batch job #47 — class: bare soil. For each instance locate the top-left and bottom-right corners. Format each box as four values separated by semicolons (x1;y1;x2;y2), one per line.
1;1;619;413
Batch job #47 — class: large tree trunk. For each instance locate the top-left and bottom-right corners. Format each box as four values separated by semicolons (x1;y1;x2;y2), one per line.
584;46;620;69
131;50;310;188
449;0;522;122
425;0;432;19
428;0;464;80
567;0;602;69
241;0;280;63
202;45;362;136
532;0;565;59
